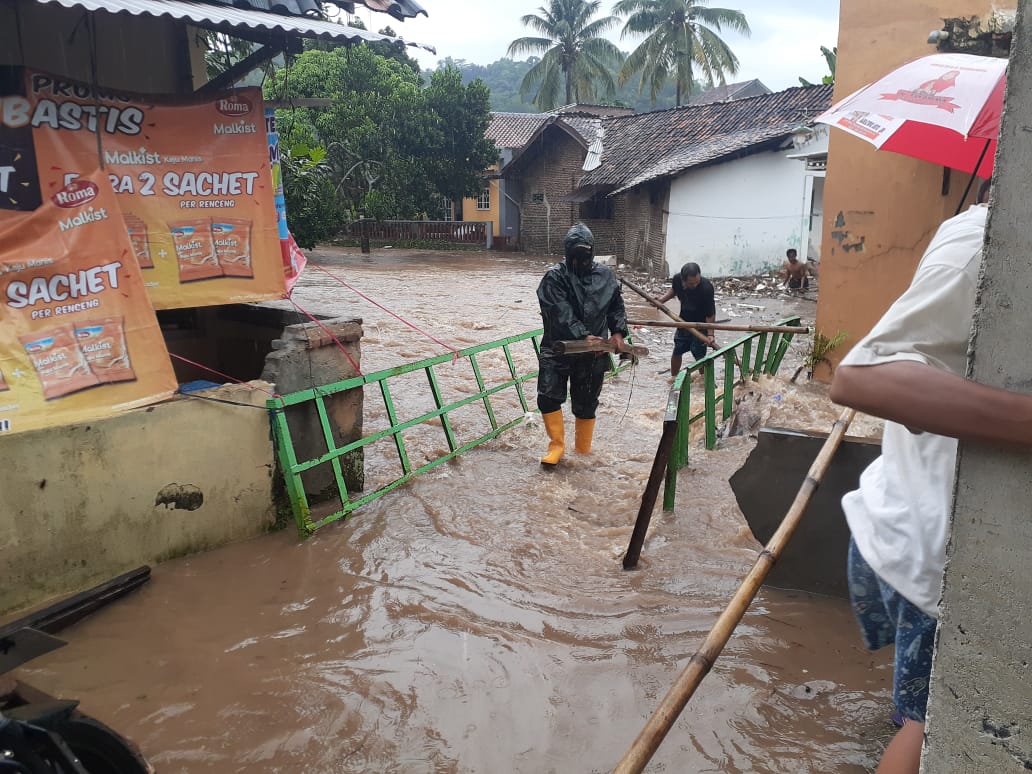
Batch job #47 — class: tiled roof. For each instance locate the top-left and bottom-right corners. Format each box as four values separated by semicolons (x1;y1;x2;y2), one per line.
486;112;551;150
687;79;771;106
202;0;427;20
580;84;834;193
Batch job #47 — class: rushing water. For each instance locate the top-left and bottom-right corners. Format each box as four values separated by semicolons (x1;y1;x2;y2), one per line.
16;248;894;772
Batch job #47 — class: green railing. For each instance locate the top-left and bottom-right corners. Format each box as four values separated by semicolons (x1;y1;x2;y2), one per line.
269;329;632;537
662;316;801;510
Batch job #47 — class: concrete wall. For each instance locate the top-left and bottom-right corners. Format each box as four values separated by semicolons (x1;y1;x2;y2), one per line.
922;2;1032;767
666;138;824;277
262;318;365;503
0;0;199;94
0;383;278;615
814;0;998;378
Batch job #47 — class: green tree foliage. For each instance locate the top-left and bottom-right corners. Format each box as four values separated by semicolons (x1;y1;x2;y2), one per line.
265;47;496;227
423;67;498;202
506;0;624;110
614;0;750;107
799;46;837;86
280;144;344;249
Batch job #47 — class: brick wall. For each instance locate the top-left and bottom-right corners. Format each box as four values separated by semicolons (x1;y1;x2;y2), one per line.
516;131;587;255
510;129;670;276
616;182;669;276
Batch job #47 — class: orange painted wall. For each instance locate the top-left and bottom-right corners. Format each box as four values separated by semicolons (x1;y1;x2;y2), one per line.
815;0;999;379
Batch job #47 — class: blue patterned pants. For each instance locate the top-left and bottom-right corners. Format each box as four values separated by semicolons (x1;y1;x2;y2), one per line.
847;538;938;722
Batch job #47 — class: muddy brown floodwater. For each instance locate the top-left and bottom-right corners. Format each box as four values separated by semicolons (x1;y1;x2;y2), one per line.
17;247;895;773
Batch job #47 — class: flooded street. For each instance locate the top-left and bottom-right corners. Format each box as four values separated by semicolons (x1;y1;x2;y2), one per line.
17;248;893;772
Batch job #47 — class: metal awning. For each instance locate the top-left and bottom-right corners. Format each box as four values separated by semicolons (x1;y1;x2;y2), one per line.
32;0;434;49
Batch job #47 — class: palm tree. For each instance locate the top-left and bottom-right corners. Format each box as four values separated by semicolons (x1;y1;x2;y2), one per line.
614;0;750;107
507;0;624;111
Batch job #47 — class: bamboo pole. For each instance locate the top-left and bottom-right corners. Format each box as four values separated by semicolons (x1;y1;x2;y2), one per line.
619;276;748;381
611;407;857;774
553;339;650;357
627;319;809;335
618;277;710;345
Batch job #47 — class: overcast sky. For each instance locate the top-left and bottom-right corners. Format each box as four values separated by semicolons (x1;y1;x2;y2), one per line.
359;0;840;92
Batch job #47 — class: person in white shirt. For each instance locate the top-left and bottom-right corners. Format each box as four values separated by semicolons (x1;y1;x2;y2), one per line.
830;182;1032;774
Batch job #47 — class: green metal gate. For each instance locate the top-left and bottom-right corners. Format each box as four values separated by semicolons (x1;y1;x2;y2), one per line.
269;330;634;537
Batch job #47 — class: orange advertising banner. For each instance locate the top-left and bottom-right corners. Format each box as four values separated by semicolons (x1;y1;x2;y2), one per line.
0;168;177;435
2;71;286;309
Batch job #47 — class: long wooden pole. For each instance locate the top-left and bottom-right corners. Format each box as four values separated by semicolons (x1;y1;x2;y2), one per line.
611;408;857;774
618;276;745;379
619;277;710;345
623;389;679;570
626;319;809;335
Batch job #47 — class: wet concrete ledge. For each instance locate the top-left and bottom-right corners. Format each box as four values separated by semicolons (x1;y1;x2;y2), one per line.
0;383;278;616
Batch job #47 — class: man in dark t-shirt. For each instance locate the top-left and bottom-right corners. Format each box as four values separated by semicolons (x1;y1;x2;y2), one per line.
653;262;716;376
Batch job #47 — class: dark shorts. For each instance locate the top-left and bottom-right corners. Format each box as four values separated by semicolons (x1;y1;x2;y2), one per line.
673;332;708;361
787;276;809;289
848;538;937;722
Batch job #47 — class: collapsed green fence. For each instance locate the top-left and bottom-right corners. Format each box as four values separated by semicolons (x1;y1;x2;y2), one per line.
269;330;633;537
268;318;795;537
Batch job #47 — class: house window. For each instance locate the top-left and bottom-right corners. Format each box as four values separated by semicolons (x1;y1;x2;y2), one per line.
476;187;491;210
532;192;544;203
433;194;454;221
580;194;614;220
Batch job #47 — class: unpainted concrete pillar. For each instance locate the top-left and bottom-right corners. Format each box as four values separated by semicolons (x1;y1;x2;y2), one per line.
923;1;1032;768
261;318;364;502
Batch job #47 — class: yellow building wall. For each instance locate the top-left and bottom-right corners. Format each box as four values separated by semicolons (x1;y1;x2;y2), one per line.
460;167;501;237
815;0;1000;378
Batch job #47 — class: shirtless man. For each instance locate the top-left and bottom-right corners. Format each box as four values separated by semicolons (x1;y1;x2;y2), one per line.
782;248;809;290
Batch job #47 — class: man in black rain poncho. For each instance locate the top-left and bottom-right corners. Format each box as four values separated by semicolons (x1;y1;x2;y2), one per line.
535;223;629;466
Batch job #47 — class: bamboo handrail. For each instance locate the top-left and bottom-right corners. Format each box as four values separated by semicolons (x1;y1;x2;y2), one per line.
611;407;857;774
627;319;809;335
618;277;710;345
619;276;751;380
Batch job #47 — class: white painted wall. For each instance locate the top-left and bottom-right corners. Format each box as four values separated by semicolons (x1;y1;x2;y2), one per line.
665;131;829;277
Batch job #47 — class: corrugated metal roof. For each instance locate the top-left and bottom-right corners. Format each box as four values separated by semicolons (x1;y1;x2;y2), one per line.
178;0;427;21
33;0;432;47
579;84;834;193
344;0;425;20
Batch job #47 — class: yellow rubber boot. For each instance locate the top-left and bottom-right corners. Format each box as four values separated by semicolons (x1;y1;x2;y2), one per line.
540;410;565;466
574;417;596;454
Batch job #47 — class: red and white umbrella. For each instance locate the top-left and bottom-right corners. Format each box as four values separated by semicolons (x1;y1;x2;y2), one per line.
816;53;1007;178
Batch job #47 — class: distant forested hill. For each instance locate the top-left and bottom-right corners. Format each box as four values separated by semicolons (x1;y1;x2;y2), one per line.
433;56;679;114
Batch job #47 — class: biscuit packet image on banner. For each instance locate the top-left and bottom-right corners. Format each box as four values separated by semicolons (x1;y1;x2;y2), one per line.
212;218;254;278
19;324;100;400
74;316;136;384
168;218;222;282
123;213;154;269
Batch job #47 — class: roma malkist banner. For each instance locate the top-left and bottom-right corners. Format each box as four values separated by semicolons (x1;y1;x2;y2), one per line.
1;71;287;309
0;168;177;435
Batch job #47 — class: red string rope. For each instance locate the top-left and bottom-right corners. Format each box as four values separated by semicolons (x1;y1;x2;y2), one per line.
308;263;460;357
286;296;364;376
169;353;279;398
